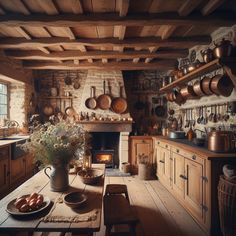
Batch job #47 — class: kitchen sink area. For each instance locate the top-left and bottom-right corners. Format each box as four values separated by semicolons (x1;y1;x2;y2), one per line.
167;138;208;149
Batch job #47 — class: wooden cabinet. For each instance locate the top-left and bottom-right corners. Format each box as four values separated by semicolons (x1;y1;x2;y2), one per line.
10;153;34;189
130;136;153;174
184;158;203;221
155;141;172;188
172;152;185;199
0;146;10;196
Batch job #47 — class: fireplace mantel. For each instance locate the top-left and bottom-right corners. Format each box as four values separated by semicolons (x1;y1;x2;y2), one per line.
77;121;132;132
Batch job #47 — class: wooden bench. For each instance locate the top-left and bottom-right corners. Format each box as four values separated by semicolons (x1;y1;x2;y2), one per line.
103;184;138;236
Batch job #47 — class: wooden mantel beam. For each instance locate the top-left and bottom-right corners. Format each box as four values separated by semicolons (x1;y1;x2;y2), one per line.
0;12;234;27
5;49;188;60
0;36;211;49
23;60;177;70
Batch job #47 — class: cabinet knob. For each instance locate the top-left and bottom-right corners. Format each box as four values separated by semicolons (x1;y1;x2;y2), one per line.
192;155;196;160
176;149;179;153
179;174;188;180
159;160;165;163
142;140;146;143
157;142;160;145
165;145;168;148
200;204;208;211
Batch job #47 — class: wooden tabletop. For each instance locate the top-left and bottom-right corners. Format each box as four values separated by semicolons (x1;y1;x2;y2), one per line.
0;163;105;235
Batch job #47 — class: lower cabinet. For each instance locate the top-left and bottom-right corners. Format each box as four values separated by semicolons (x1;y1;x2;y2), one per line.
0;146;10;195
155;139;207;233
10;153;34;190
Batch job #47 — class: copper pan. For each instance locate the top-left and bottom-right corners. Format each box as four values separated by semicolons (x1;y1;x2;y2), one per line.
210;74;234;97
201;76;214;95
180;84;197;99
97;80;112;110
111;85;127;114
85;86;97;109
193;78;205;97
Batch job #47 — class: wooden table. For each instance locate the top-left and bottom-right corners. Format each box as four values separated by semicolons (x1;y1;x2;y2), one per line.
0;164;105;235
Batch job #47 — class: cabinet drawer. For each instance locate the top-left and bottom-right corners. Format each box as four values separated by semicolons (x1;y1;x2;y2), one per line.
155;140;171;150
0;146;9;159
172;147;204;165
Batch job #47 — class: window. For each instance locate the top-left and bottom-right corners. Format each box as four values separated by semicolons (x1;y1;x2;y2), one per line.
0;83;8;120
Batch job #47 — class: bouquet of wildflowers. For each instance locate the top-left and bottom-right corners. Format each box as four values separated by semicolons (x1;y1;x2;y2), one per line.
22;121;90;166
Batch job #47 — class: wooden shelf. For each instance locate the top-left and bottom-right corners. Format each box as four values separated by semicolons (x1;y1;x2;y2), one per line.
44;96;75;99
159;57;236;93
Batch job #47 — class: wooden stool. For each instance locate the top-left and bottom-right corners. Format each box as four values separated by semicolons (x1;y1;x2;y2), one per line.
105;184;130;203
103;194;138;236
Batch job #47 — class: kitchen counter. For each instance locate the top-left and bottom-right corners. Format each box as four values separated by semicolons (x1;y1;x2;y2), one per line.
152;136;236;160
0;134;29;146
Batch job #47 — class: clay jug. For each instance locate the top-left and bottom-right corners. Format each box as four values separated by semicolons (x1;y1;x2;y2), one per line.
44;160;69;192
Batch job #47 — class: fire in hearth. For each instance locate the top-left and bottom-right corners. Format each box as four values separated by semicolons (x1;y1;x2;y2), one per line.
93;149;114;168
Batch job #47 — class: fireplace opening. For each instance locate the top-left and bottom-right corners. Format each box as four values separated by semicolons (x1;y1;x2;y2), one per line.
90;132;119;168
93;149;114;168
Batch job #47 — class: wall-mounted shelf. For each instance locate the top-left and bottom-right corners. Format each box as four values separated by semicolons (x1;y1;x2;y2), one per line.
159;57;236;93
44;96;75;99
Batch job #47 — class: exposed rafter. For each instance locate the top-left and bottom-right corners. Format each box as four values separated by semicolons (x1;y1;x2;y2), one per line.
178;0;201;17
202;0;226;16
0;13;234;27
0;36;211;49
5;49;188;60
23;60;177;70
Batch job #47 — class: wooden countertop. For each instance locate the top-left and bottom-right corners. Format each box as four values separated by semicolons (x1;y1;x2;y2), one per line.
0;134;29;147
152;136;236;160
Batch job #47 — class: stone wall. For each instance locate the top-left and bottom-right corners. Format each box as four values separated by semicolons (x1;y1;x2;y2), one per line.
35;70;131;120
168;25;236;135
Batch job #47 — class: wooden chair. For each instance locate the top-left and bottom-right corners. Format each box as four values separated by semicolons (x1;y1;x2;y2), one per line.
103;184;138;236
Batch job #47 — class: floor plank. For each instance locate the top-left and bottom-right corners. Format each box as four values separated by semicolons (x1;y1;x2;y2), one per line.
96;175;207;236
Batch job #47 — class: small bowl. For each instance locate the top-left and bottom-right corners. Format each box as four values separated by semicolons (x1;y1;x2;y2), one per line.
63;192;87;208
78;168;103;185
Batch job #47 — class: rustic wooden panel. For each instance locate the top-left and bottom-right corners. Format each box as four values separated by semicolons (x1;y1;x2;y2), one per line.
92;0;116;12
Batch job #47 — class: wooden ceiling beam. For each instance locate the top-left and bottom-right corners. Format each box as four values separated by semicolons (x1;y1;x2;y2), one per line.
145;47;159;63
23;60;177;70
178;0;201;16
160;25;176;40
0;36;211;49
5;49;188;60
70;0;83;14
202;0;226;16
0;13;234;27
119;0;130;17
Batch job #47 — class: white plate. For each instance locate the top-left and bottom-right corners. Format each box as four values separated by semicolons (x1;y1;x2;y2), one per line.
6;195;51;216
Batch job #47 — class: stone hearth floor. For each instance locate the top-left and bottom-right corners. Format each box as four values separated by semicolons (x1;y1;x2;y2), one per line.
105;168;131;177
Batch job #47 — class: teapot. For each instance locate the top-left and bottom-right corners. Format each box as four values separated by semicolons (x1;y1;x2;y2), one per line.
200;48;214;63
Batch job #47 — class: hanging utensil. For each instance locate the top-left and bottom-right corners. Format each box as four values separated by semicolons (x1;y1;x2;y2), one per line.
111;84;128;114
73;71;80;90
64;71;72;85
96;80;112;110
85;86;97;110
197;107;202;124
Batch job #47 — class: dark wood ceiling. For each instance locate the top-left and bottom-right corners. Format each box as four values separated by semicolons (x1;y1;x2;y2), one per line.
0;0;235;71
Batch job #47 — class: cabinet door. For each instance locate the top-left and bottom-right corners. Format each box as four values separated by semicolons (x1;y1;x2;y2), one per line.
25;154;34;176
172;152;185;199
130;138;153;174
11;158;25;187
162;148;172;187
0;158;9;194
156;146;164;178
185;158;203;221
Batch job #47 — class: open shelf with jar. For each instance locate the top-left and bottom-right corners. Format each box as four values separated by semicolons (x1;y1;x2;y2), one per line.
159;57;236;93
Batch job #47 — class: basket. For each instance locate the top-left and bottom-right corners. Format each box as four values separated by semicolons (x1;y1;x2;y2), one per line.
218;175;236;236
138;163;152;180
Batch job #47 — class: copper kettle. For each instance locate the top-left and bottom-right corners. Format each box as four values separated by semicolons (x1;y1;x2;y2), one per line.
208;131;235;153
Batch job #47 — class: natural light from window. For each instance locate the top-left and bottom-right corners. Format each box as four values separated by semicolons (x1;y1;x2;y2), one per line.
0;83;8;121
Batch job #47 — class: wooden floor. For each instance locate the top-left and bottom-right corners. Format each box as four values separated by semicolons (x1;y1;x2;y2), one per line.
6;176;207;236
96;175;207;236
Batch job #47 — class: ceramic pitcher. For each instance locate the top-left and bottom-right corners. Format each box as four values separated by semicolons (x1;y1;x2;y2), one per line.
44;162;69;192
